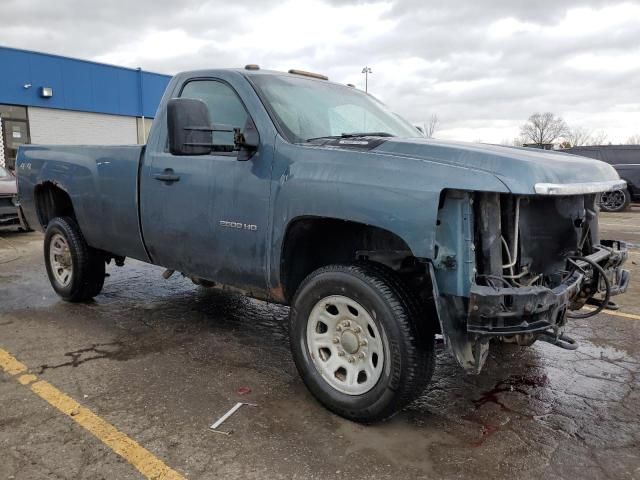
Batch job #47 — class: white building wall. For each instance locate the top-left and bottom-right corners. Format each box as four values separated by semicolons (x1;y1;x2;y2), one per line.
28;107;138;145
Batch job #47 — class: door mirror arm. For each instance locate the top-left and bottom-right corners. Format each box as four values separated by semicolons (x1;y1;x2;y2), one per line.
234;117;260;161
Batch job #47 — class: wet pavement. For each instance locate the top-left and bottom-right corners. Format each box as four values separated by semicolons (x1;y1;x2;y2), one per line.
1;209;639;479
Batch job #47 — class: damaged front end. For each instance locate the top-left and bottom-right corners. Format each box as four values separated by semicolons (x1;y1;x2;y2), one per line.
431;186;630;373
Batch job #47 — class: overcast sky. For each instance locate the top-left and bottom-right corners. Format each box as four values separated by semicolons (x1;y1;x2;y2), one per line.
1;0;639;143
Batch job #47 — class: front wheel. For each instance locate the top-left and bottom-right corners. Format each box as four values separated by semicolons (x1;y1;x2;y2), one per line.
289;263;435;423
44;217;105;302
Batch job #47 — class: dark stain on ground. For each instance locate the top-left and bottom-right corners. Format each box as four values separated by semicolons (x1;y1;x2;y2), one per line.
37;342;125;374
473;373;549;412
471;423;500;447
35;337;176;375
461;374;550;447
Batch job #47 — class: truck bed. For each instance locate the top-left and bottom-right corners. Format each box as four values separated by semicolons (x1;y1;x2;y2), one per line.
17;144;148;261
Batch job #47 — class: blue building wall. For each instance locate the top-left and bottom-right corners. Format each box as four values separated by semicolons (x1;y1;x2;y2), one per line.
0;46;171;118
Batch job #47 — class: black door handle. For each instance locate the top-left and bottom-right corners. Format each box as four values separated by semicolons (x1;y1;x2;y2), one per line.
153;169;180;183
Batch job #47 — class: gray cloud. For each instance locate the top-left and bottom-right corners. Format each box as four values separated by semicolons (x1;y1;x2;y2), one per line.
1;0;638;142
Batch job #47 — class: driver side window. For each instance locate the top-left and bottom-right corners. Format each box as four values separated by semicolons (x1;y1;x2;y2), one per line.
180;80;248;153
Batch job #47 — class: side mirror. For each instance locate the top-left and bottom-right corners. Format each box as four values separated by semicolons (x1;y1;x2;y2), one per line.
167;98;212;156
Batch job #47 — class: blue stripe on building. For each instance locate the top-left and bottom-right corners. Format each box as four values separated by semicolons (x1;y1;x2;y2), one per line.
0;46;171;118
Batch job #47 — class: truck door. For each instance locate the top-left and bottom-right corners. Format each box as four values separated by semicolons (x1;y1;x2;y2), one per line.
140;78;272;291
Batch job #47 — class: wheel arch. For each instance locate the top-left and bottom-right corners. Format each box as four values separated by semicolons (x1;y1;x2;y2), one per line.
622;177;638;198
33;181;76;229
278;215;431;303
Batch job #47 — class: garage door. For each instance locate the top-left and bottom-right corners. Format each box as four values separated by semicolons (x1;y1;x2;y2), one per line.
28;107;138;145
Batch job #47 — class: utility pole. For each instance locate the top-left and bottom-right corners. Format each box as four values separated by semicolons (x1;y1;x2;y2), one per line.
361;66;372;92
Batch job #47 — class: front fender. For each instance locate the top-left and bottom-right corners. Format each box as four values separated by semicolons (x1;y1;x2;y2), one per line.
268;136;509;294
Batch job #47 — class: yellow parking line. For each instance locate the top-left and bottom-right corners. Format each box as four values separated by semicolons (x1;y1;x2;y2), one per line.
0;348;28;375
584;307;640;321
0;347;185;480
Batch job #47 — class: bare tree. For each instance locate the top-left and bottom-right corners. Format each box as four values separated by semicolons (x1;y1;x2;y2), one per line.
425;114;439;138
562;127;609;147
565;126;592;147
627;134;640;145
520;112;569;146
589;130;608;145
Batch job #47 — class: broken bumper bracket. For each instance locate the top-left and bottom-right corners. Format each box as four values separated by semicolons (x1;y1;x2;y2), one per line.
466;242;630;336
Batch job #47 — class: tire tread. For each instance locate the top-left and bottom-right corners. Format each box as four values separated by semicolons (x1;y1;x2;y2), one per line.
291;262;435;422
44;216;105;302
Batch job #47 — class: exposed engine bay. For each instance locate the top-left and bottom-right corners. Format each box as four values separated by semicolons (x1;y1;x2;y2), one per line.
432;190;629;373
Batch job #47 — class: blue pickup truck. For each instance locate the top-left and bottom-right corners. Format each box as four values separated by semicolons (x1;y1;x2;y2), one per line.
16;66;629;422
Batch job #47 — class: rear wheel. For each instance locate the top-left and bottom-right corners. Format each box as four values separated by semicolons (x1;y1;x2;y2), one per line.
289;263;435;422
600;188;631;212
44;217;105;302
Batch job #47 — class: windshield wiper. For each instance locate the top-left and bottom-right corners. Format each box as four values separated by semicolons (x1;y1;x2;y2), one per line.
306;132;396;142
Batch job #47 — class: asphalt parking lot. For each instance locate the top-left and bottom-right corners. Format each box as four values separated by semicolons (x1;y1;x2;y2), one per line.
1;209;639;480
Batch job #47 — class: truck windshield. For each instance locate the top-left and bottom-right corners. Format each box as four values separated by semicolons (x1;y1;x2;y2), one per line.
250;74;420;143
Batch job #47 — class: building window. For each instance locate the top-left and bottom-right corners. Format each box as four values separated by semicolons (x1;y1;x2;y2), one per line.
0;105;30;171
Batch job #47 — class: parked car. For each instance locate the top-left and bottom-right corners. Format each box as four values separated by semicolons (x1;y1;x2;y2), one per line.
562;145;640;212
16;67;629;422
0;166;20;227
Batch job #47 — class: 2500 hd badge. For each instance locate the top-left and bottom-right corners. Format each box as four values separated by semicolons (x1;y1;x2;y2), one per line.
220;220;258;231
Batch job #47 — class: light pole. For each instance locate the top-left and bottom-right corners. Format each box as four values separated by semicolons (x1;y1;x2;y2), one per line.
361;66;372;92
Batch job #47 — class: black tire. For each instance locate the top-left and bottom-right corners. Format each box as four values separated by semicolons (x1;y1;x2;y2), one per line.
289;262;435;423
600;188;631;212
44;216;105;302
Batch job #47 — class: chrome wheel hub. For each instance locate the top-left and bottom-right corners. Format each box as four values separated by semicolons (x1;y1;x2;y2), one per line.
306;295;385;395
49;233;72;287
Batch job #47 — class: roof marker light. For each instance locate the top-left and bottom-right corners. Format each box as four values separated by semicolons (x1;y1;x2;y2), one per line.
288;69;329;80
